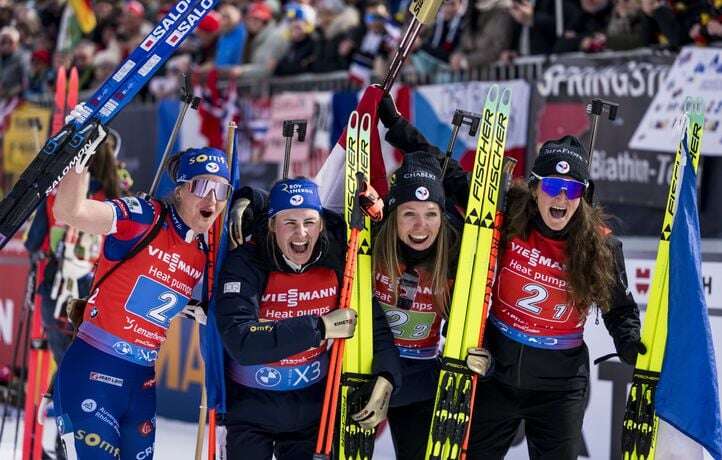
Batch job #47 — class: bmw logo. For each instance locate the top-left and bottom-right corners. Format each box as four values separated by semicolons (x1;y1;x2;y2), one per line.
255;367;282;388
113;341;132;356
555;161;570;174
206;162;220;173
81;399;97;413
290;194;304;206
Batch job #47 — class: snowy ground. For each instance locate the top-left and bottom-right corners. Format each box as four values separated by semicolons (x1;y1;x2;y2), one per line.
0;408;206;459
0;405;395;459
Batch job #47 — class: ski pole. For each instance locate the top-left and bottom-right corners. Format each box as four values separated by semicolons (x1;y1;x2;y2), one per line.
382;0;444;91
149;73;201;196
281;120;307;179
314;174;365;459
193;121;237;460
441;110;482;177
586;98;618;162
0;253;40;441
585;99;618;204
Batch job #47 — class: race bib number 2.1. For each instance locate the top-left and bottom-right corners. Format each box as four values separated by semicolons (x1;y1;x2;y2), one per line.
124;276;189;328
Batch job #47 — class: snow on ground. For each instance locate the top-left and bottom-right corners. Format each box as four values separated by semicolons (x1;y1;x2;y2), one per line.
0;404;396;459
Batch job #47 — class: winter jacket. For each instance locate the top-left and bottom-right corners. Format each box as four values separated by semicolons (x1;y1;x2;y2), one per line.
216;208;402;399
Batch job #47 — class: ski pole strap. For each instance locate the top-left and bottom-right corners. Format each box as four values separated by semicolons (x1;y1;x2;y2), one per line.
341;373;376;459
440;356;474;376
593;352;619;365
89;202;168;293
67;203;168;333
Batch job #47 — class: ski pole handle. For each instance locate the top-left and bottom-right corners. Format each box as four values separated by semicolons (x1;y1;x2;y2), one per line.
585;99;618;205
586;98;618;164
442;110;482;177
149;73;201;197
281;120;308;179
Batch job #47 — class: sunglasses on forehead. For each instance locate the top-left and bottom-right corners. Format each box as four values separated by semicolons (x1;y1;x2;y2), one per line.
532;173;587;200
180;178;232;201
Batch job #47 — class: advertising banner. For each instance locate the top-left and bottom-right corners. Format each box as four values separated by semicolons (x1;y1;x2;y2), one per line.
532;54;675;207
631;47;722;156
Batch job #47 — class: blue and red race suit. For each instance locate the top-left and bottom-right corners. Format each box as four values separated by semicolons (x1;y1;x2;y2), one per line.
54;195;207;460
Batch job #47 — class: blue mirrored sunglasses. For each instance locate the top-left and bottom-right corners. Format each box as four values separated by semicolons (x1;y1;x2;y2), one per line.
532;173;587;200
180;178;231;201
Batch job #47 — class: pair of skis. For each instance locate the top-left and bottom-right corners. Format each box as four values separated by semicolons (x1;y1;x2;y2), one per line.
621;99;705;460
315;112;375;460
425;85;515;460
0;0;219;250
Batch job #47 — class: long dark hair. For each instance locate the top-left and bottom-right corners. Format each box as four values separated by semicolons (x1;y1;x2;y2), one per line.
503;180;616;314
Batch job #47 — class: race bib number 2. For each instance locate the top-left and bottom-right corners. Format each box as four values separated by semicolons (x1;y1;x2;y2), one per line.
125;276;189;328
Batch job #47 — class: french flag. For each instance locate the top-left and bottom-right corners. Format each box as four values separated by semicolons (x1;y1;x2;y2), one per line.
654;133;722;459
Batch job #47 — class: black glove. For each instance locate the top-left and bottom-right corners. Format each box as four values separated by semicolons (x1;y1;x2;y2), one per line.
377;89;400;129
229;186;268;248
618;340;647;365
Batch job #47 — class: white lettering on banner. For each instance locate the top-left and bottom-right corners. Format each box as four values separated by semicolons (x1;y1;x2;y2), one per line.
625;258;721;309
0;299;12;345
589;150;676;186
537;62;669;98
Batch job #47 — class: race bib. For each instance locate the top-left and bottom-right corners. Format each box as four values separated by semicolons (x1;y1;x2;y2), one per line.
124;276;189;328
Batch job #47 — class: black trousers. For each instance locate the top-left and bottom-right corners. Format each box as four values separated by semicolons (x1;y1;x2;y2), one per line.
467;378;587;460
387;398;435;460
224;421;317;460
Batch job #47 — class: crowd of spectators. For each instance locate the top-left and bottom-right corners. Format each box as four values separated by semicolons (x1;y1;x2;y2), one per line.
0;0;721;101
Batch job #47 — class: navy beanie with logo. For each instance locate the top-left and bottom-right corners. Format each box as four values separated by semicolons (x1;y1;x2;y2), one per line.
530;135;590;183
268;178;323;218
387;152;445;212
175;147;230;183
